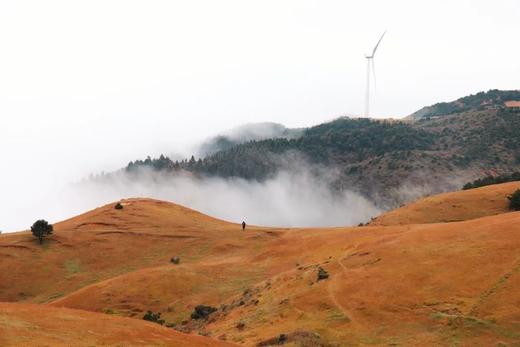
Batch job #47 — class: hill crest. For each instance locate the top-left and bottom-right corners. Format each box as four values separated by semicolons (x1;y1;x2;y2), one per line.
408;89;520;120
2;184;520;345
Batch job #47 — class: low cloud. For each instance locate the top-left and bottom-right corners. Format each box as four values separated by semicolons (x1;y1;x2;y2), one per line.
60;166;380;228
195;122;302;157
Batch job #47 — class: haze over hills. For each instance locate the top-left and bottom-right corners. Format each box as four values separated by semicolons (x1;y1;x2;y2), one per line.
196;122;304;157
120;89;520;213
1;183;520;346
2;1;520;345
3;90;518;232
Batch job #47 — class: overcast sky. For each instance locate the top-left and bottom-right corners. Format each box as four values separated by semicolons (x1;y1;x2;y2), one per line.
1;0;519;231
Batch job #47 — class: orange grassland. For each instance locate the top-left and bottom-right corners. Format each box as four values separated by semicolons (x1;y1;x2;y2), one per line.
1;182;520;346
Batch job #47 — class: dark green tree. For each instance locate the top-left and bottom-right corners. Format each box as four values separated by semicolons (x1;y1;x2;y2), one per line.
31;219;53;244
508;189;520;211
142;310;165;325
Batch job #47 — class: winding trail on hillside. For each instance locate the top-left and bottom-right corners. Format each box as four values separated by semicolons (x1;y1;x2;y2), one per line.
326;257;356;325
469;257;520;317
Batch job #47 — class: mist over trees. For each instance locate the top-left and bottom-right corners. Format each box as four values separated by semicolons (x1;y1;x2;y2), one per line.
124;104;520;210
127;117;436;180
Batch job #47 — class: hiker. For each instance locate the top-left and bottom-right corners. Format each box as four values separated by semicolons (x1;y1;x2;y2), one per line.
242;221;246;231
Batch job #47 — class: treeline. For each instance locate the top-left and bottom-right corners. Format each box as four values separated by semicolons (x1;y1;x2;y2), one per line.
417;89;520;118
200;117;436;178
462;172;520;190
126;154;203;173
125;117;437;181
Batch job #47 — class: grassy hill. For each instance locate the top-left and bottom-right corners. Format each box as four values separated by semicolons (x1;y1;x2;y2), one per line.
0;303;234;346
1;183;520;346
370;180;520;226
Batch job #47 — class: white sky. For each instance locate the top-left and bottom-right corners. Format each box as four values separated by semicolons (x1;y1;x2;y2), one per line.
0;0;519;231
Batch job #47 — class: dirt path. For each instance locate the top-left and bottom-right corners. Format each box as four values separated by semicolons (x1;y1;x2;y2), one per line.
469;257;520;316
326;257;356;324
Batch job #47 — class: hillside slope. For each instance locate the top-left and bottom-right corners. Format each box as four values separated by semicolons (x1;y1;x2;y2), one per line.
408;89;520;120
0;198;274;304
123;90;520;211
2;186;520;345
0;303;234;347
197;212;520;346
370;180;520;225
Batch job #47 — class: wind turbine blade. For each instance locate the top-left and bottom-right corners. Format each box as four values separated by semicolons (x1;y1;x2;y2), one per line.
371;30;386;57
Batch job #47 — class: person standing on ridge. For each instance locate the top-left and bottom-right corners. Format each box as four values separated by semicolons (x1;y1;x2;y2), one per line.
242;221;246;231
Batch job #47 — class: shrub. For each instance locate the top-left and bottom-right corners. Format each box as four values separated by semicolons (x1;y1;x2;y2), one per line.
317;267;329;281
462;172;520;190
508;189;520;211
190;305;217;320
278;334;288;343
143;310;165;325
170;256;180;264
31;219;53;244
115;202;123;210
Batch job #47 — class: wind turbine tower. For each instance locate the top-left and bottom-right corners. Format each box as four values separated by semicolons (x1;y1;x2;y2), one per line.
364;31;386;117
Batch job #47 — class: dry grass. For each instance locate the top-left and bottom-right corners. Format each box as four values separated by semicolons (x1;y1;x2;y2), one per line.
0;302;235;346
1;189;520;346
370;181;520;226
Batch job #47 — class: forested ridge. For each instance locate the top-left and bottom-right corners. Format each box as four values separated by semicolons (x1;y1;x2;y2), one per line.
125;91;520;208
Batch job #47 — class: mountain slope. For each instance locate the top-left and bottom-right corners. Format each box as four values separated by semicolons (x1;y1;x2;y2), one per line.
196;122;303;157
0;303;234;347
2;185;520;345
370;180;520;226
125;94;520;210
0;198;247;304
198;212;520;346
408;89;520;120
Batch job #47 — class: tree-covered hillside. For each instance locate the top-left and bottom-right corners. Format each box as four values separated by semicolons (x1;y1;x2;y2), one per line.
127;118;435;179
125;92;520;208
196;122;303;156
409;89;520;120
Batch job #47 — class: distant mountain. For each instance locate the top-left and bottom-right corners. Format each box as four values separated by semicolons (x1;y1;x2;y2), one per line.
196;122;303;156
408;89;520;120
125;90;520;209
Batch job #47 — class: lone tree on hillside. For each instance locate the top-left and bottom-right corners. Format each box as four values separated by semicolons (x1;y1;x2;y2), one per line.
31;219;53;244
508;189;520;211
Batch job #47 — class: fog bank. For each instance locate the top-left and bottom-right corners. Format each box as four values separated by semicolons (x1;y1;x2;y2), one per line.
60;168;380;228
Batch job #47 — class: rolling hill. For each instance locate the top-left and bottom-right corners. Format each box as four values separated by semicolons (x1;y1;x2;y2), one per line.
370;180;520;226
1;182;520;346
0;303;234;347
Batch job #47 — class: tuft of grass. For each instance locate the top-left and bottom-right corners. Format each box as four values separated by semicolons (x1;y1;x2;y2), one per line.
43;292;65;303
326;308;351;323
64;259;82;278
439;313;520;341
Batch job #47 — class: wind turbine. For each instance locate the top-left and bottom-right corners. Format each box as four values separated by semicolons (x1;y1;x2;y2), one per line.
364;31;386;117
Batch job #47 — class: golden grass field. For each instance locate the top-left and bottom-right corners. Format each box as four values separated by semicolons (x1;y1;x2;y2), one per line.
1;183;520;346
